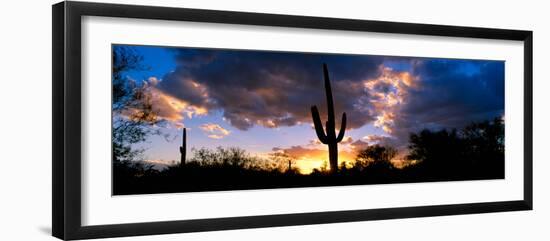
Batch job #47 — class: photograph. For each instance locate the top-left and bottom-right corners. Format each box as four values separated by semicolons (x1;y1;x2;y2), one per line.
0;0;542;240
112;44;505;195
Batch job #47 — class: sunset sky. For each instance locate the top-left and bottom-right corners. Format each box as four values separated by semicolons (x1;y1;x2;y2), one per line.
115;45;504;174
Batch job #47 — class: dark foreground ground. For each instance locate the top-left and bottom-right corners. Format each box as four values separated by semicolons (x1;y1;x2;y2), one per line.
114;118;505;195
113;159;504;195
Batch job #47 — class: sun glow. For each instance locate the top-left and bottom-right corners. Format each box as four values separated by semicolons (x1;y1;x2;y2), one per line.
293;152;356;174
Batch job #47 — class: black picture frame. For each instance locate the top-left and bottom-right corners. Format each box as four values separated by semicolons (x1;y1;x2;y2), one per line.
52;1;533;240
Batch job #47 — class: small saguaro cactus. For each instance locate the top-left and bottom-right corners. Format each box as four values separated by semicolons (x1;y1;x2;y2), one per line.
311;63;347;174
179;127;186;167
288;160;292;173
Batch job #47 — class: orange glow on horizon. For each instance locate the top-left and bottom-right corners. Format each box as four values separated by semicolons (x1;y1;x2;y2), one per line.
292;151;356;174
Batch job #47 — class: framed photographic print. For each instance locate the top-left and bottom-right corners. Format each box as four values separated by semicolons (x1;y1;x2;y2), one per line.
52;1;533;240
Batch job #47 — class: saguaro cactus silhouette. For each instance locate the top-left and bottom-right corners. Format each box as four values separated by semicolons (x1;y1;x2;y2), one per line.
288;160;292;172
311;64;347;174
179;128;187;167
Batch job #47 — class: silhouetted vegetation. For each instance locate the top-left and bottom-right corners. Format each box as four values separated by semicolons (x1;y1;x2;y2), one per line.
112;61;504;195
113;118;504;195
112;46;158;164
310;64;347;174
405;117;504;181
112;46;174;192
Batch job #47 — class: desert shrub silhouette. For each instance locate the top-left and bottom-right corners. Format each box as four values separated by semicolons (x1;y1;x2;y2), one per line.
113;118;504;195
405;117;504;181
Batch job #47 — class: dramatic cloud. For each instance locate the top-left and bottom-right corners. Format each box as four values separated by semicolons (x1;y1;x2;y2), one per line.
157;49;386;130
199;123;231;139
360;65;419;134
309;139;323;146
389;59;505;143
272;145;327;160
362;134;391;144
119;77;208;129
340;136;354;145
116;46;505;174
128;47;504;152
350;140;369;151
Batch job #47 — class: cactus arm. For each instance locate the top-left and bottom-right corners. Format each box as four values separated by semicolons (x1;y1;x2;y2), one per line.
311;105;328;144
336;112;347;142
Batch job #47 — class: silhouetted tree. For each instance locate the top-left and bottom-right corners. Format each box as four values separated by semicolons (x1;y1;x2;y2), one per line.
189;147;257;169
339;161;349;173
111;46;159;163
406;117;504;179
113;46;147;111
462;117;504;157
310;161;330;176
354;145;396;171
406;128;464;178
461;117;504;176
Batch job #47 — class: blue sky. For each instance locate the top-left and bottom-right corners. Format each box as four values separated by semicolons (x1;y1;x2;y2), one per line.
114;44;504;173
